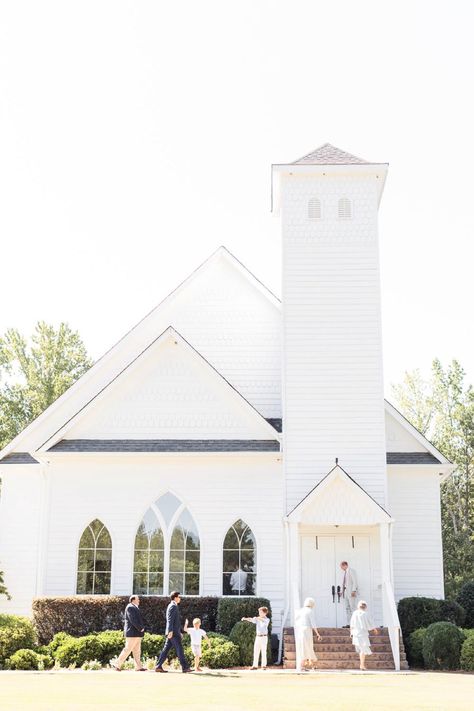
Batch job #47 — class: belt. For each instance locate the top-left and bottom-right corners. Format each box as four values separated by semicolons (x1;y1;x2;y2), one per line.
257;634;268;637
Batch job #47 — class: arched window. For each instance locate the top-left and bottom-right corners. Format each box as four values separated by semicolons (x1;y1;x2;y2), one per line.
338;197;352;220
308;197;321;220
133;509;164;595
133;493;200;596
169;509;200;595
222;519;256;596
76;519;112;594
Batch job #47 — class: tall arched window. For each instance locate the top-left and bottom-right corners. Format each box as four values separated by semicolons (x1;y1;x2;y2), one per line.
338;197;352;220
170;509;200;595
133;493;200;596
308;197;321;220
222;519;256;596
76;519;112;594
133;509;164;595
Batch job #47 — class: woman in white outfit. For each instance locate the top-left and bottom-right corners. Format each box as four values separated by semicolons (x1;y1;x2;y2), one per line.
350;600;379;670
294;597;322;672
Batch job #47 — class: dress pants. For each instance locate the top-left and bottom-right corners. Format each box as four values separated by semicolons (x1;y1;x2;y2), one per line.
117;636;142;669
345;594;358;624
252;635;268;667
156;634;188;670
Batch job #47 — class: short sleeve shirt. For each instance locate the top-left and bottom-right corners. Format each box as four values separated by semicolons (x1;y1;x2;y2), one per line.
188;628;207;646
252;617;270;635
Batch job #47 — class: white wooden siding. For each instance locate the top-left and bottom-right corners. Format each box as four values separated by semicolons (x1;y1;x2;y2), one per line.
388;467;444;600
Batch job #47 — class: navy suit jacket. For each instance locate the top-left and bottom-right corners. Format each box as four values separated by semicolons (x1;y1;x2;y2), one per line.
124;603;145;637
165;601;182;636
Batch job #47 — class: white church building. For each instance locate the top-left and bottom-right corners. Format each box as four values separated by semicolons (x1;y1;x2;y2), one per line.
0;144;453;666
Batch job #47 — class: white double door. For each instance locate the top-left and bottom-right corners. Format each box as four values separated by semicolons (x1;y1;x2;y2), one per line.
301;534;371;628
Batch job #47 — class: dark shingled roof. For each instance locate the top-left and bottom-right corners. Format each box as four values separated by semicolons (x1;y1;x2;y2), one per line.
386;452;441;465
266;418;282;433
48;439;280;453
0;452;39;464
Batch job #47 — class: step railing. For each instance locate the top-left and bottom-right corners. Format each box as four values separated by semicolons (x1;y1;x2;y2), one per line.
382;580;401;671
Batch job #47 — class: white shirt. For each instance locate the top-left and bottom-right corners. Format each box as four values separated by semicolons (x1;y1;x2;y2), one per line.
251;617;270;635
187;628;207;646
230;569;248;592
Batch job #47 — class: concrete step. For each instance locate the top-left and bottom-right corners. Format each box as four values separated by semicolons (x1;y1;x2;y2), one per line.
284;651;399;661
284;641;394;651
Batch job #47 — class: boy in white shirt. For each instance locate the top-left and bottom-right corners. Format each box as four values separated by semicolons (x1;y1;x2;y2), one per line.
241;606;270;670
184;617;210;672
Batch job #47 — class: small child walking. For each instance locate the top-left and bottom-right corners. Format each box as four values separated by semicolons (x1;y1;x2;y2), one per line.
241;606;270;670
184;617;210;672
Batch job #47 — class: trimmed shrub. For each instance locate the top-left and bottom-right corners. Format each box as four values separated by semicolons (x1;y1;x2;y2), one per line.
141;633;166;659
92;630;125;664
457;582;474;628
32;596;219;643
200;637;240;668
48;632;74;655
438;599;466;627
460;633;474;671
422;622;465;670
407;628;427;668
0;615;37;666
229;621;272;666
217;598;272;636
55;635;104;668
6;648;54;671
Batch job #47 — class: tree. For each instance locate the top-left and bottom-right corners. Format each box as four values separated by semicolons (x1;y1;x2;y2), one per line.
0;322;92;450
392;359;474;597
0;568;11;599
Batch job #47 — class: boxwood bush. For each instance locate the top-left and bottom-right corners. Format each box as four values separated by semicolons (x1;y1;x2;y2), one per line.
6;648;54;671
32;596;219;643
217;598;272;636
460;632;474;671
229;621;272;666
422;622;465;670
407;628;427;668
0;614;37;666
457;582;474;629
54;634;104;668
398;596;466;639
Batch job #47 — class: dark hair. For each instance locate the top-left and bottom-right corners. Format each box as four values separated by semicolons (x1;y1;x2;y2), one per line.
129;595;138;603
170;591;181;601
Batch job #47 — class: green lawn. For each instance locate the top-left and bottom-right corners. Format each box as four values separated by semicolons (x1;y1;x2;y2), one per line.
0;670;473;711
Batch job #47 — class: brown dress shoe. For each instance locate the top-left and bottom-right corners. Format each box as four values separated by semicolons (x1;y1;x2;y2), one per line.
155;667;168;673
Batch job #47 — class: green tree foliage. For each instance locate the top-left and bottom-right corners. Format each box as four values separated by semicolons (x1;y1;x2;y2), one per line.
0;322;92;449
392;360;474;597
0;569;11;600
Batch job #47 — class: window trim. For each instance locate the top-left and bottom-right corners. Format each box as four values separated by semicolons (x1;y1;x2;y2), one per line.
221;518;258;597
75;518;113;596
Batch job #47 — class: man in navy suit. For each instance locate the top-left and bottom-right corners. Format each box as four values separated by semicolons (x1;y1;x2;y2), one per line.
114;595;146;671
155;591;191;673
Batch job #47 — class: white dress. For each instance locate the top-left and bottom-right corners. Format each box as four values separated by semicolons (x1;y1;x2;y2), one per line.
350;609;374;655
294;606;317;667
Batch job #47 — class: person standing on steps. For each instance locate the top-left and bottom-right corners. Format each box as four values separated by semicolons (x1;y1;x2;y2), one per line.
350;600;379;670
155;591;192;673
340;561;358;627
294;598;322;672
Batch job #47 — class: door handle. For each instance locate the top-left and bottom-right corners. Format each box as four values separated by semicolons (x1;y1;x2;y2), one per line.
337;585;341;603
331;585;335;603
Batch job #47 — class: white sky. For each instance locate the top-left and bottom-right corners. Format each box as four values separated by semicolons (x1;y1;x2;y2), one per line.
1;0;473;395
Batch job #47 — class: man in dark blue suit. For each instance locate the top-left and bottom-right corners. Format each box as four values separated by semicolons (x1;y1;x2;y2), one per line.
155;591;191;673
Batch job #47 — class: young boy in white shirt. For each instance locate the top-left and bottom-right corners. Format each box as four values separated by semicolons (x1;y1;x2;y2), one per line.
241;606;270;670
184;617;210;672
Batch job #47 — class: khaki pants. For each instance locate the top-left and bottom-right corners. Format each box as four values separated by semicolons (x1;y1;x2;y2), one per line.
345;594;358;624
117;636;142;669
252;635;268;668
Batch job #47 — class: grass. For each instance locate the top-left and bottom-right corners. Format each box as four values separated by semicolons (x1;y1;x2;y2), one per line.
0;669;473;711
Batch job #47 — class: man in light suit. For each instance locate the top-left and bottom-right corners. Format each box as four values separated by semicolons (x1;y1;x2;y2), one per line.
114;595;146;671
155;591;192;673
340;561;358;627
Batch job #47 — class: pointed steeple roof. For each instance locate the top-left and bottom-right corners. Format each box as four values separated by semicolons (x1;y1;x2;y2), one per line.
293;143;373;165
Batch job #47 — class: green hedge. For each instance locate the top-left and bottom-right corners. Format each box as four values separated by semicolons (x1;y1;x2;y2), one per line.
457;582;474;629
0;615;37;667
407;628;427;668
6;648;54;671
460;632;474;671
216;598;272;636
32;596;219;643
398;596;466;639
229;621;272;666
422;622;465;670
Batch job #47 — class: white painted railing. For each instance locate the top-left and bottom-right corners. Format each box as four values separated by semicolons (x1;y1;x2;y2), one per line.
382;580;401;671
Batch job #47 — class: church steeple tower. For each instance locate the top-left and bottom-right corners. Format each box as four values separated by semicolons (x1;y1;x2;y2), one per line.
272;144;389;509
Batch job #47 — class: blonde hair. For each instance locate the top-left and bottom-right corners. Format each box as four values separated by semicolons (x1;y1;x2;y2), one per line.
193;618;201;625
303;597;315;608
358;601;367;610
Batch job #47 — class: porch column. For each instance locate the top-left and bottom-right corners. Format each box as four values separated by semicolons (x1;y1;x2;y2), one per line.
379;521;400;670
288;520;300;621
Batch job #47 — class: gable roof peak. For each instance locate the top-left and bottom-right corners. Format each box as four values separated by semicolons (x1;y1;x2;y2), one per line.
293;143;378;166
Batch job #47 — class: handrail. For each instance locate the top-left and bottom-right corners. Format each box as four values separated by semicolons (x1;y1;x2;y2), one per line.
382;580;401;671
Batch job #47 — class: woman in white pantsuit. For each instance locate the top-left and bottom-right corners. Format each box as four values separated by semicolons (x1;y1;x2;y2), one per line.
350;600;379;670
294;597;322;672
